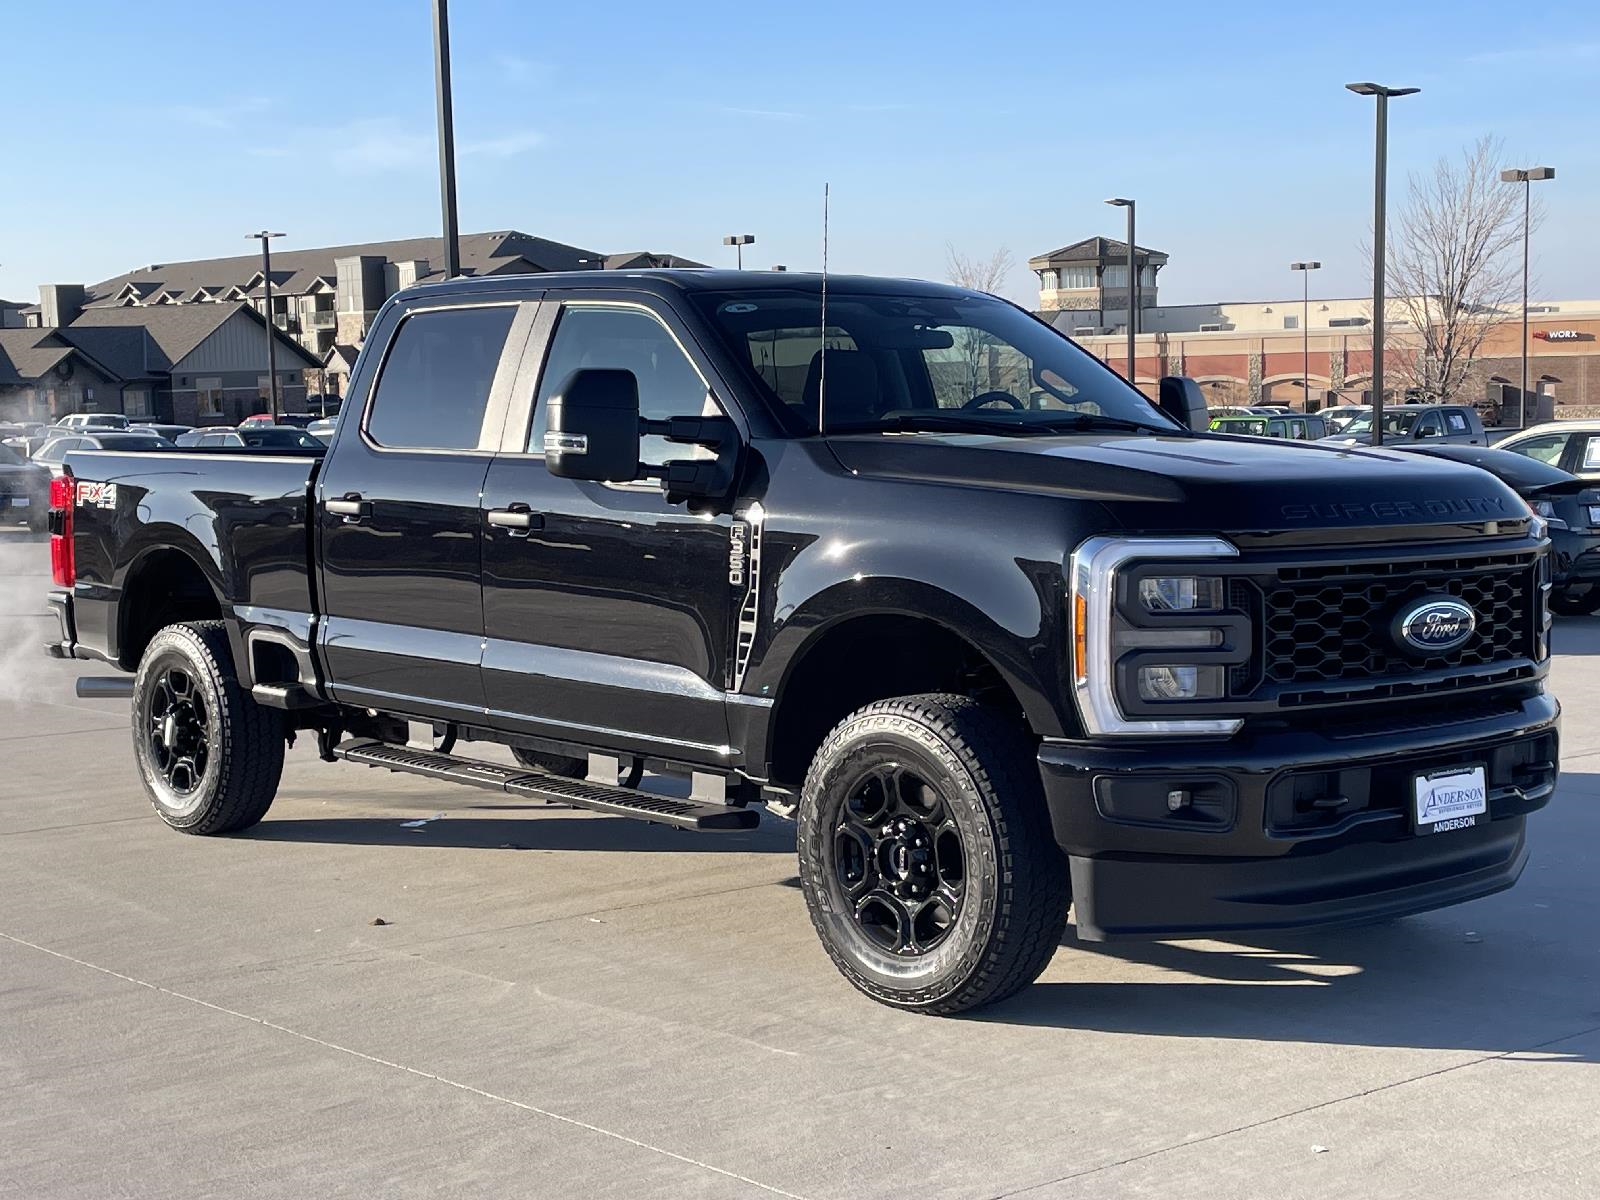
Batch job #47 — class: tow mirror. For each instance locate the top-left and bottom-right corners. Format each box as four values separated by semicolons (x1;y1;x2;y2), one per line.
1157;376;1209;432
544;368;641;482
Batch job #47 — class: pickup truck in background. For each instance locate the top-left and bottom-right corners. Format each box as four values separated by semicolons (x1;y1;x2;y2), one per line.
45;270;1559;1014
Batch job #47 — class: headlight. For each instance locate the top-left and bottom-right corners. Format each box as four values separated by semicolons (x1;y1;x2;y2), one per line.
1069;536;1245;737
1137;664;1225;701
1138;576;1222;612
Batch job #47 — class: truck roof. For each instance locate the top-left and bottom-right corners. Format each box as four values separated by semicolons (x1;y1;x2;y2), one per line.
394;268;980;305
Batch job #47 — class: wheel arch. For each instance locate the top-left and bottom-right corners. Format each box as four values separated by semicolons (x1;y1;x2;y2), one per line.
760;605;1063;789
116;544;225;670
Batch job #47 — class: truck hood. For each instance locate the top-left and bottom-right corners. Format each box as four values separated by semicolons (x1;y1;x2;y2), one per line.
825;432;1528;537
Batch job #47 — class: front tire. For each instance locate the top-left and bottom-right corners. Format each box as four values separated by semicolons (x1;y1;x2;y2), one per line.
132;621;285;834
797;693;1069;1014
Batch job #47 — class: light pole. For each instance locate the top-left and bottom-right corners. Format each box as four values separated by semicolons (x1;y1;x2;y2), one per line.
1290;261;1321;410
1499;166;1554;431
1105;198;1136;385
432;0;460;277
1346;82;1419;445
246;231;285;421
723;234;755;269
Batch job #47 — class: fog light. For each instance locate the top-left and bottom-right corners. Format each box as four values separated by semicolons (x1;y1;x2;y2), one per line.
1138;576;1221;612
1137;664;1224;701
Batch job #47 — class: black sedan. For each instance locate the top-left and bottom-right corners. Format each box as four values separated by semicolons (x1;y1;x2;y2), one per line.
1397;443;1600;615
0;442;51;531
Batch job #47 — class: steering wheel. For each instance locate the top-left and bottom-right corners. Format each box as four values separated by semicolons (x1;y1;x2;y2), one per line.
962;390;1025;411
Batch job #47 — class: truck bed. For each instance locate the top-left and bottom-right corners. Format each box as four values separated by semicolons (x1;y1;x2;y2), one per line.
63;449;321;668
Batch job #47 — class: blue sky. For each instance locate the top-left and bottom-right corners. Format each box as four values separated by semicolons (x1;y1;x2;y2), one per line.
2;0;1596;307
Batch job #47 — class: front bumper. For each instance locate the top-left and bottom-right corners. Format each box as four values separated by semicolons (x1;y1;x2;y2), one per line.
1038;691;1559;940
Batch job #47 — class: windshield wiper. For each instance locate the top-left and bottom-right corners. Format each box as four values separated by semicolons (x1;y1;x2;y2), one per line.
1026;412;1173;435
827;414;1047;437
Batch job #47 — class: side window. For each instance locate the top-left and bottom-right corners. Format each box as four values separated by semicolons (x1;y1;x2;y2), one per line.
365;305;516;451
1507;433;1567;465
1414;414;1442;439
1445;411;1469;434
528;305;721;466
1288;418;1307;440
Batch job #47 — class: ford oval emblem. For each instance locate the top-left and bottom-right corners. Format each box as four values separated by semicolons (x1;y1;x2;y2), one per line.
1394;597;1477;654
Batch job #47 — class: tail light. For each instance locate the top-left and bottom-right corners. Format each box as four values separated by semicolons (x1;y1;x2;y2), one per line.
49;474;74;588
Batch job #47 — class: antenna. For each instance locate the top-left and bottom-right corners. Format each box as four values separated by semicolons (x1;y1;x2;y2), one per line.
818;182;829;436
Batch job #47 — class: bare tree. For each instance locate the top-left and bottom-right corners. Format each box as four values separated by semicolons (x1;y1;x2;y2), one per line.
945;244;1014;297
943;245;1017;400
1378;136;1528;402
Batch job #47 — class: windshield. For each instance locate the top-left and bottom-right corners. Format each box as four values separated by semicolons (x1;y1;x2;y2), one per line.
1210;417;1268;436
243;429;320;448
1339;410;1421;437
97;436;172;451
690;289;1178;436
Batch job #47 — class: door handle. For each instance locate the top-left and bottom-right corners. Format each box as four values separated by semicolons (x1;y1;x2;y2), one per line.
326;494;371;521
487;504;543;536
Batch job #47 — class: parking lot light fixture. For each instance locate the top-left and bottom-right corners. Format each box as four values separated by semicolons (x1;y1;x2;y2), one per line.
1500;166;1555;432
722;234;755;269
1346;82;1419;445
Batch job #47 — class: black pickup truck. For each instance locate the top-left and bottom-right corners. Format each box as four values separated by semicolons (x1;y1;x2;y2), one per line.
45;270;1559;1014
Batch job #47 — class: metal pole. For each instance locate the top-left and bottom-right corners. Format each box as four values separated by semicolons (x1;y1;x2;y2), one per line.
1520;178;1530;431
432;0;460;278
1370;93;1388;446
1302;270;1310;408
262;238;279;422
1125;204;1136;385
737;243;743;270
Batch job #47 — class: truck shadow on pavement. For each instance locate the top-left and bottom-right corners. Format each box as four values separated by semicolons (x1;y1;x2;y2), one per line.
986;916;1600;1059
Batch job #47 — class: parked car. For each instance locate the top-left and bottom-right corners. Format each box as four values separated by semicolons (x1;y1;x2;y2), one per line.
4;428;65;459
240;412;319;430
307;416;339;445
31;431;173;476
0;442;50;531
1397;443;1600;614
1319;404;1370;433
55;412;130;431
1248;405;1295;415
1320;403;1487;447
1209;413;1330;440
1493;420;1600;481
47;269;1558;1015
130;424;193;442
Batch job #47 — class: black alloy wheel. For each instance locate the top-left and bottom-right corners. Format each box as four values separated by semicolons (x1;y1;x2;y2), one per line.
147;665;210;795
828;762;966;957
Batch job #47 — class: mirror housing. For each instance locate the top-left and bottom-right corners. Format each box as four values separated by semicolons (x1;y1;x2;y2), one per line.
1156;375;1210;432
544;369;641;482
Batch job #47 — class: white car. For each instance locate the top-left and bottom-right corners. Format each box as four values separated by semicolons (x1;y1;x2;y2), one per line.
1319;404;1370;433
1493;420;1600;479
54;412;130;431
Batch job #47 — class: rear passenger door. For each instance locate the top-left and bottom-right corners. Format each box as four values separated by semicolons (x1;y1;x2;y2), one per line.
316;298;536;719
477;296;738;762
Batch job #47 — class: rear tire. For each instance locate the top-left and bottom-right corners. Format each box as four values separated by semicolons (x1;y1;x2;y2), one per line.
797;693;1069;1015
132;621;284;834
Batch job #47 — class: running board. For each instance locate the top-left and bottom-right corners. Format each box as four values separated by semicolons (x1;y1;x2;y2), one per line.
332;738;759;832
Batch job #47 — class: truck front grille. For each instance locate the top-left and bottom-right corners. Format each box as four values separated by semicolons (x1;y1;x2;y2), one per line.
1256;548;1539;699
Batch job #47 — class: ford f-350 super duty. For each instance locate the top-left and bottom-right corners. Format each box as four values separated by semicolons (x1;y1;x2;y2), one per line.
45;270;1559;1013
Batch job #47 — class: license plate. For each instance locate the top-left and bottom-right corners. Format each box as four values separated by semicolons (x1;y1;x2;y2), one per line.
1588;504;1600;526
1413;765;1487;834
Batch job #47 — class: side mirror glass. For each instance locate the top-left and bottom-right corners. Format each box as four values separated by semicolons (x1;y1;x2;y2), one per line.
1156;375;1209;432
544;368;642;482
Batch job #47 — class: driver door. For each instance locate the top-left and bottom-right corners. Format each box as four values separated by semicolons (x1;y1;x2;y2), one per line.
478;297;737;762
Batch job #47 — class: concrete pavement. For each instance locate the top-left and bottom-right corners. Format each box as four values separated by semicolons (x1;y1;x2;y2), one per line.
1;528;1597;1199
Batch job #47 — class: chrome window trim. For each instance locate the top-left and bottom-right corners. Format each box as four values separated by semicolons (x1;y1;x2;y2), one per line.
1069;534;1243;737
